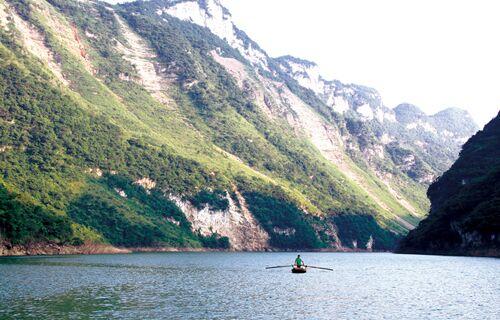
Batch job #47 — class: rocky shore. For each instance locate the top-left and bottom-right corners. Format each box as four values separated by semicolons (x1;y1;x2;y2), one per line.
0;241;384;257
0;242;130;256
0;242;238;257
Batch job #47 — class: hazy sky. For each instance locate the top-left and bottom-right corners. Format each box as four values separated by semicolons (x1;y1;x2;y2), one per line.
106;0;499;126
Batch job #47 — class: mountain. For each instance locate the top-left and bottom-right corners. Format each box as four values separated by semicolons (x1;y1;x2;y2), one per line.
397;113;500;257
0;0;477;254
274;56;476;183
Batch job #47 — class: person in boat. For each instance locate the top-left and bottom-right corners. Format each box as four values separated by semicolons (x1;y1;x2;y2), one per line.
294;255;305;269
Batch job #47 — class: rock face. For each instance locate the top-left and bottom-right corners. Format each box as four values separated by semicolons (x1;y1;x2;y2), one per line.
397;113;500;257
160;0;269;70
170;189;269;251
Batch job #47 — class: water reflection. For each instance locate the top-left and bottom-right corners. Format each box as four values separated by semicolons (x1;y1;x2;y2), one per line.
0;253;498;319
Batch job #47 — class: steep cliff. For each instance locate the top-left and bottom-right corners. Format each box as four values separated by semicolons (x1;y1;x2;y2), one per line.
398;113;500;256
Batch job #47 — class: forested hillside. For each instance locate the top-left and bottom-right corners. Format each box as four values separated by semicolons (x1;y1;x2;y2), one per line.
0;0;477;254
398;113;499;257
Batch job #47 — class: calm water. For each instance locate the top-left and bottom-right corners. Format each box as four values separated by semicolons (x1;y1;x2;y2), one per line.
0;252;498;319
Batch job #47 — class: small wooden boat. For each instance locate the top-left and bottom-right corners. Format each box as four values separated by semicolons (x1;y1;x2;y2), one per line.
266;264;332;272
291;266;307;273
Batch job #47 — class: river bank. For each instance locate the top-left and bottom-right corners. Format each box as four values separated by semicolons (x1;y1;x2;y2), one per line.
2;242;496;257
0;242;130;256
0;242;262;257
0;241;380;257
395;247;500;258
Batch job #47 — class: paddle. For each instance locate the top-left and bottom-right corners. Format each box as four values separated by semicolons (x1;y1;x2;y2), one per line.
305;265;333;271
265;265;292;269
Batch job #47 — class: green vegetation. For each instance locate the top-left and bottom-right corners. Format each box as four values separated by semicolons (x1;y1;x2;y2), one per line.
332;214;399;250
199;232;230;249
244;192;321;249
46;0;135;81
67;177;202;247
0;0;455;253
68;193;165;247
118;7;386;218
189;190;229;211
398;114;500;255
0;23;224;248
0;184;73;245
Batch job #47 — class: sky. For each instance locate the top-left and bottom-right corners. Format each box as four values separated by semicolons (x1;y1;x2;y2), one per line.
106;0;499;126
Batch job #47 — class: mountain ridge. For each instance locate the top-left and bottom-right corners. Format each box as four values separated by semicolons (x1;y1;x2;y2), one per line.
0;0;478;254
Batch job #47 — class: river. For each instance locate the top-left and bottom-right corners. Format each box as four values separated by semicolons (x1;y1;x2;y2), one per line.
0;252;498;319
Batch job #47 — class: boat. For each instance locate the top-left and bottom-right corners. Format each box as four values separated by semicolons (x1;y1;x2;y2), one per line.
291;266;307;273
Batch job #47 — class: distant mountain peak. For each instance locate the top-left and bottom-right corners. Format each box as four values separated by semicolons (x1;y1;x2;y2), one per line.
394;103;425;116
431;108;477;137
433;107;470;118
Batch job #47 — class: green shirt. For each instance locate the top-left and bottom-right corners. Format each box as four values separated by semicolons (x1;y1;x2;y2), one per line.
295;257;303;266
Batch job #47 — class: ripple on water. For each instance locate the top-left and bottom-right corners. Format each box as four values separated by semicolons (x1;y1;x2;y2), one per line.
0;252;499;319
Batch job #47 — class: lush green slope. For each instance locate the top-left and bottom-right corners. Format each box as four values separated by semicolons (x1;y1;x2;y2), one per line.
0;0;472;252
0;0;386;250
0;32;222;248
0;184;73;246
397;113;500;256
117;0;430;232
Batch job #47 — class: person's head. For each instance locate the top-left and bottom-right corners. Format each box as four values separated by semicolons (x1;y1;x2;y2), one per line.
297;255;300;258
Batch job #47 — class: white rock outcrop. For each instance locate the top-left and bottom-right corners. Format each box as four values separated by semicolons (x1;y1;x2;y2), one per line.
161;0;269;71
114;188;127;198
169;189;269;251
134;177;156;190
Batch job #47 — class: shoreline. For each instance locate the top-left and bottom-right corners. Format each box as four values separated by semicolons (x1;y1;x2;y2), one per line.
394;248;500;258
0;243;496;258
0;242;228;257
0;242;381;257
0;242;130;257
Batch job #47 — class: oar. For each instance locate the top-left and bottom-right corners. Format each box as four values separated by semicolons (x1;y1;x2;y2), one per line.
306;265;333;271
265;265;292;269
